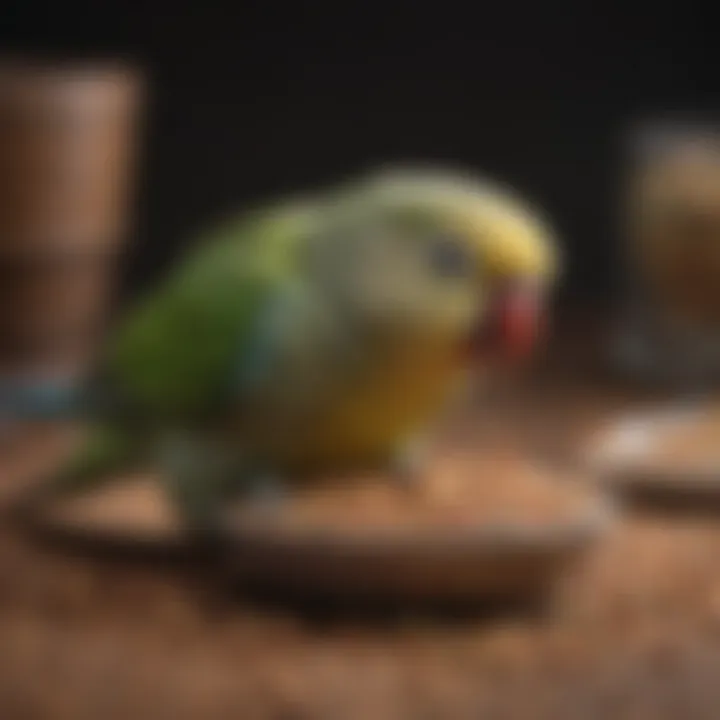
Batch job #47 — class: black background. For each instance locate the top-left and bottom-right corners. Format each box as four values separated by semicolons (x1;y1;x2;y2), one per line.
2;3;718;303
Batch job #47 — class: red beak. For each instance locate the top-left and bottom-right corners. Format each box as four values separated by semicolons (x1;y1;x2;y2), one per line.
467;281;546;364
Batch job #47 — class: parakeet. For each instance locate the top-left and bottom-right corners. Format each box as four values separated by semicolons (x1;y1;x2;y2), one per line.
33;165;559;538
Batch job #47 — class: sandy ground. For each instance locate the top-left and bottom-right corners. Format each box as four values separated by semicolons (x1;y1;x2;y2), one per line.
3;317;720;718
6;513;720;719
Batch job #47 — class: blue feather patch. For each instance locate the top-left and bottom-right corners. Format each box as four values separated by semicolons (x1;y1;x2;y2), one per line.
231;294;286;395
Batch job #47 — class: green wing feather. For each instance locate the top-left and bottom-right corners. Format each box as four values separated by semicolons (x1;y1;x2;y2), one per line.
107;200;321;423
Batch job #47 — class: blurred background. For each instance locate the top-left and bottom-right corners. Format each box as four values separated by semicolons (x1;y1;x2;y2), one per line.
3;3;717;305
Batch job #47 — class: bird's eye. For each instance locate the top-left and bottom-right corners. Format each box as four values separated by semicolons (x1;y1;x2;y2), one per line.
429;234;473;277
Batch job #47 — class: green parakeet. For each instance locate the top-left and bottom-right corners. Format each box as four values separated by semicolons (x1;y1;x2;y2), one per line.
34;165;560;538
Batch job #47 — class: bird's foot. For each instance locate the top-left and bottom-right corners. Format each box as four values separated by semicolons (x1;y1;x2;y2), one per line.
242;473;288;512
391;437;431;491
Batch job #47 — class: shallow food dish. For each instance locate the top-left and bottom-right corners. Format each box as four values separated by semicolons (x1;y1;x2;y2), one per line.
585;401;720;507
18;472;190;558
21;451;615;602
0;423;81;511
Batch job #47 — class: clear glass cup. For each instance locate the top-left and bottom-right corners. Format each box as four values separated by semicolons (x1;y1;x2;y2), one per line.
612;120;720;391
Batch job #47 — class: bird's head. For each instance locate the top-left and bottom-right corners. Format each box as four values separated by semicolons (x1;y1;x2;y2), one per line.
306;165;560;365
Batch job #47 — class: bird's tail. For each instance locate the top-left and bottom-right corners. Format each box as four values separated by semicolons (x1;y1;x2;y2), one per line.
41;423;147;499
